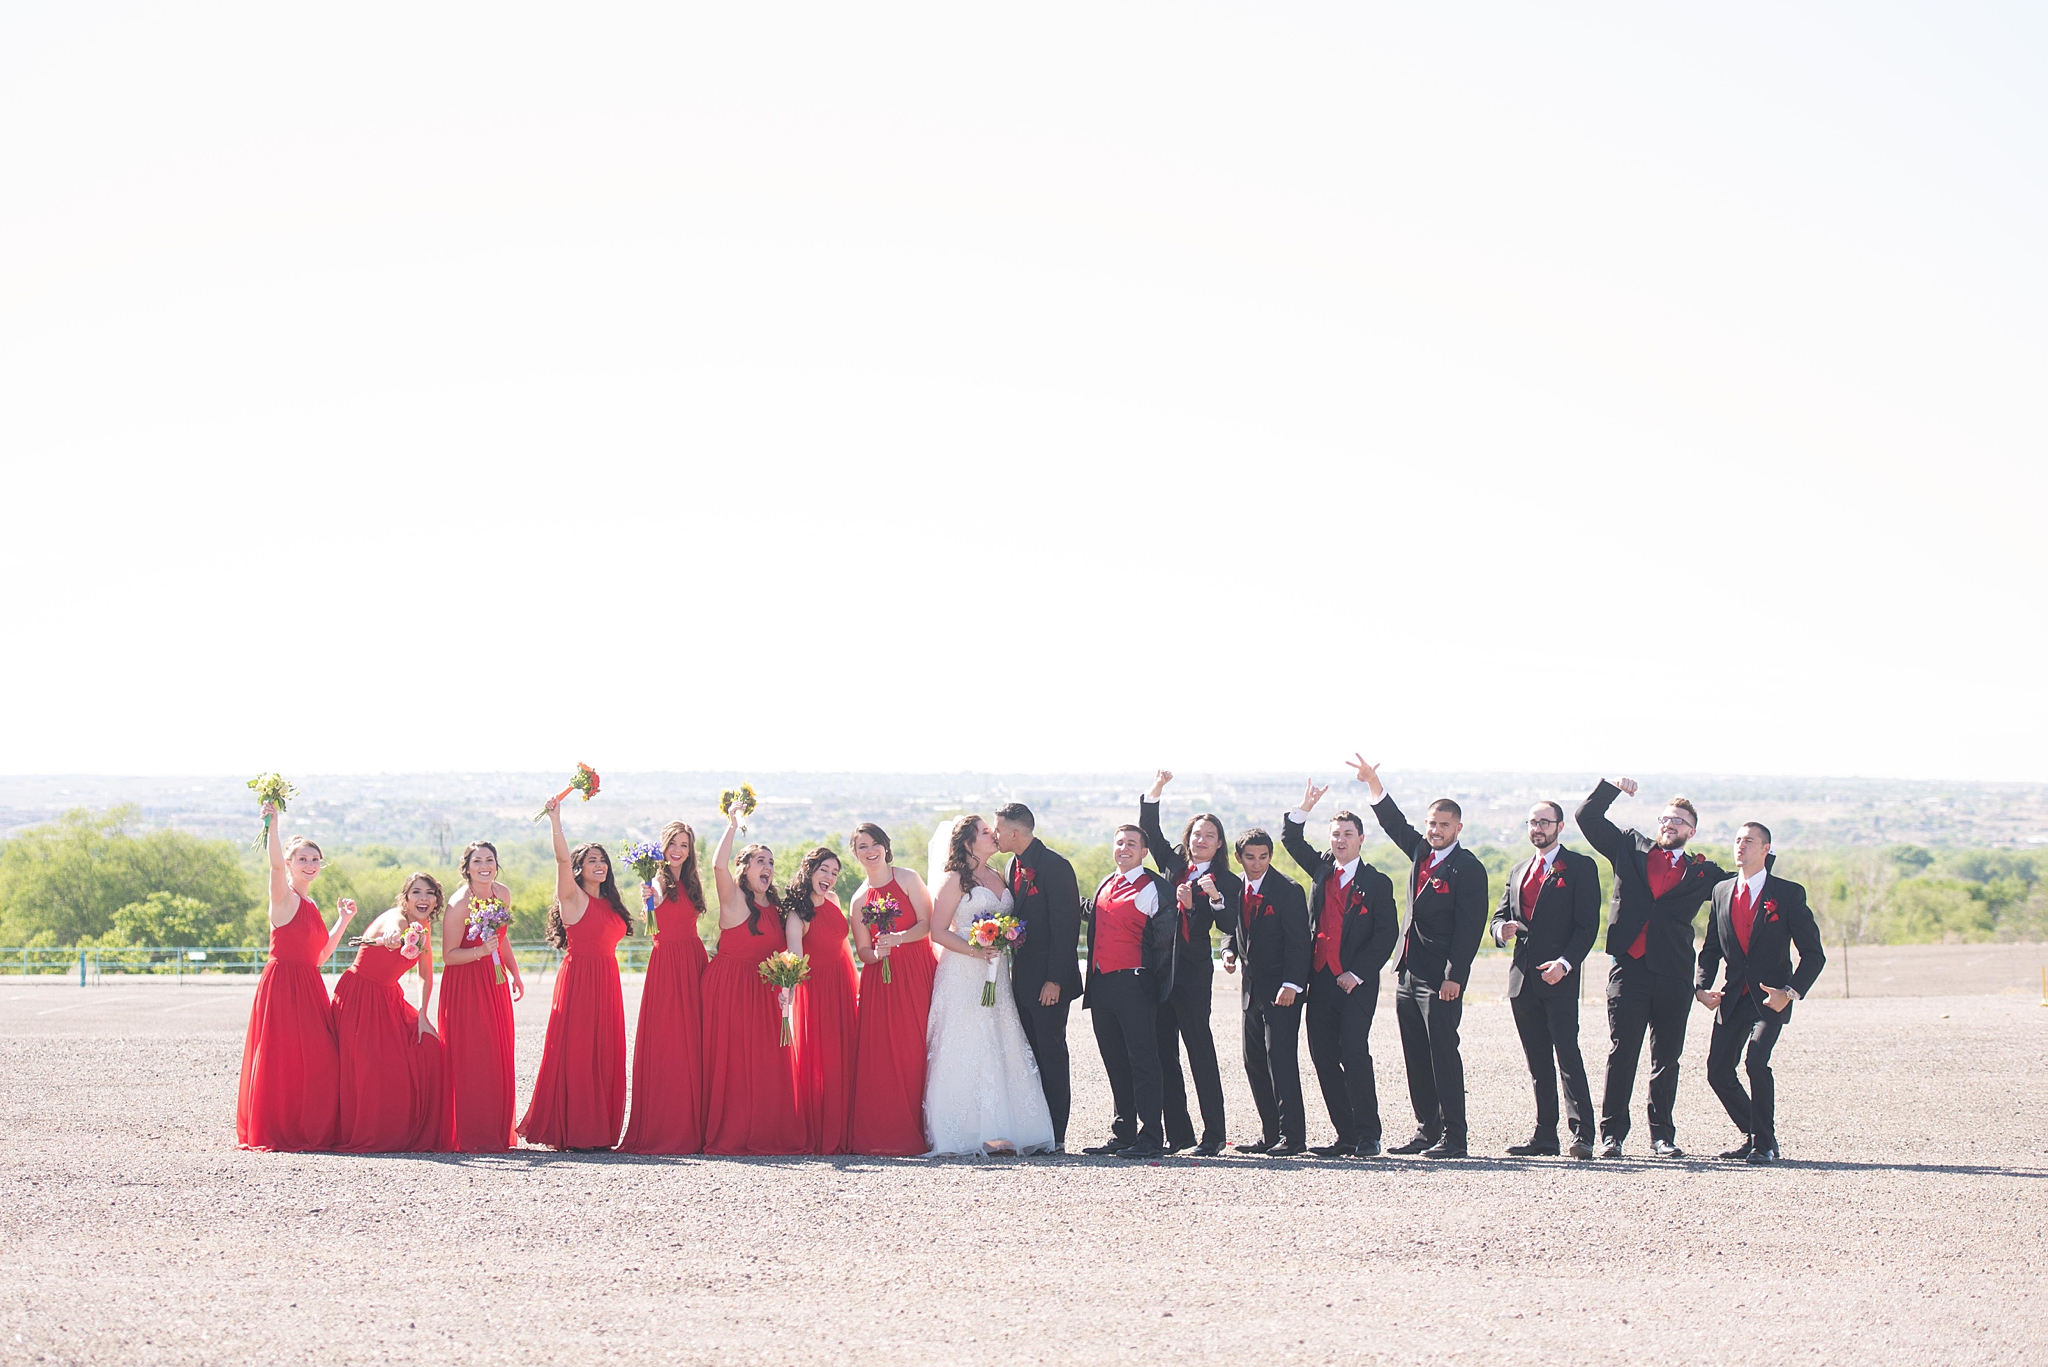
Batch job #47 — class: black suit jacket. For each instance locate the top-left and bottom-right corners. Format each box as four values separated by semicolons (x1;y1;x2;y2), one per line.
1138;798;1242;988
1225;870;1311;1007
1370;795;1489;989
1005;838;1084;996
1489;846;1602;998
1696;873;1826;1024
1081;867;1178;1006
1575;779;1729;978
1279;814;1399;981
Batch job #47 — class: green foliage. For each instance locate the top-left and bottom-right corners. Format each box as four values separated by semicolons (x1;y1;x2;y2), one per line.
95;891;244;947
0;807;258;947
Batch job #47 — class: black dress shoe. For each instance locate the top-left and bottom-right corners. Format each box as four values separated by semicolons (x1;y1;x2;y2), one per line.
1165;1140;1196;1155
1081;1140;1130;1156
1308;1143;1352;1157
1717;1142;1754;1161
1567;1138;1594;1160
1236;1138;1277;1155
1506;1138;1561;1157
1421;1137;1468;1159
1193;1138;1225;1157
1118;1141;1165;1159
1596;1137;1623;1159
1352;1139;1383;1158
1651;1138;1685;1159
1745;1146;1779;1165
1270;1142;1308;1157
1387;1131;1440;1155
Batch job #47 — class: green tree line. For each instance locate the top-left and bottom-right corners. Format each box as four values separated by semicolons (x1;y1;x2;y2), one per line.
2;807;2044;954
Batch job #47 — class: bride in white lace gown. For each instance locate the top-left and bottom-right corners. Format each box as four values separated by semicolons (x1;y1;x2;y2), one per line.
923;815;1056;1156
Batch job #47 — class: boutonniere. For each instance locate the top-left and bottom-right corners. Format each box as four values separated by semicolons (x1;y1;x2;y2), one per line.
1761;899;1778;921
1016;866;1038;893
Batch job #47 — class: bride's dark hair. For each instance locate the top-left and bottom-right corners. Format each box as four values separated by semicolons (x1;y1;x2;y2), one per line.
943;815;986;893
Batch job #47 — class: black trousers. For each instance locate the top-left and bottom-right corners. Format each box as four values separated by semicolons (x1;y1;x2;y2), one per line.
1705;992;1787;1148
1600;958;1692;1143
1013;979;1074;1145
1088;969;1163;1146
1510;989;1594;1143
1304;966;1383;1146
1395;971;1467;1142
1157;971;1226;1147
1242;989;1307;1147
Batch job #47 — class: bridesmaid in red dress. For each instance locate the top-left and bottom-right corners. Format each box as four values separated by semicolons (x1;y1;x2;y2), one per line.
785;846;857;1155
237;809;357;1151
517;799;631;1151
618;819;710;1155
700;809;803;1155
333;872;453;1152
439;841;524;1152
845;823;937;1157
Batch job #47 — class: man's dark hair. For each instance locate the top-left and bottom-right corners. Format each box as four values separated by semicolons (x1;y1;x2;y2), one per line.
1742;820;1773;844
1235;827;1273;857
1113;823;1145;840
1537;800;1564;823
1668;796;1700;826
1330;810;1365;835
1428;798;1463;820
994;802;1035;833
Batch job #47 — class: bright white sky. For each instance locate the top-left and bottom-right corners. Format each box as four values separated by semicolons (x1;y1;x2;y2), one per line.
2;2;2043;781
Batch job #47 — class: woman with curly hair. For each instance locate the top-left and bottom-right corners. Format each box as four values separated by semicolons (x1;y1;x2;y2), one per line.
517;798;631;1150
618;820;711;1155
784;845;857;1155
333;871;452;1152
700;805;803;1155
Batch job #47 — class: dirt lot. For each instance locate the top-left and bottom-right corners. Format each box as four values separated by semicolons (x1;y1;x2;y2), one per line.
2;944;2045;1366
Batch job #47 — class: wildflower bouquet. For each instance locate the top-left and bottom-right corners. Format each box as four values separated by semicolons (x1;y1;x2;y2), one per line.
965;909;1025;1006
532;763;600;822
757;950;810;1046
621;839;665;926
861;892;904;984
465;897;512;984
718;783;759;833
246;773;296;849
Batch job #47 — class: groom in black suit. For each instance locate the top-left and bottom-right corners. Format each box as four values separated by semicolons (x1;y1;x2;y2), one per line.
1139;770;1239;1157
1696;822;1825;1164
993;803;1083;1151
1490;801;1603;1158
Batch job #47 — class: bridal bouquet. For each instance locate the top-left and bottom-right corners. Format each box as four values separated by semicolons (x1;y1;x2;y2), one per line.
965;909;1024;1006
532;763;601;822
757;950;810;1046
246;773;296;849
621;839;665;926
861;893;904;983
465;897;512;984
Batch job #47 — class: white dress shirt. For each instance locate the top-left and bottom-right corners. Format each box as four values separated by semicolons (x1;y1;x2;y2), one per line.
1110;868;1160;917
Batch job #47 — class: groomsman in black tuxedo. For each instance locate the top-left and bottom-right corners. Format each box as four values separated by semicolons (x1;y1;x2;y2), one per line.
1355;757;1489;1158
1080;824;1177;1159
993;803;1084;1151
1139;771;1239;1157
1282;783;1399;1158
1220;828;1311;1155
1696;822;1825;1164
1490;801;1603;1158
1577;777;1729;1158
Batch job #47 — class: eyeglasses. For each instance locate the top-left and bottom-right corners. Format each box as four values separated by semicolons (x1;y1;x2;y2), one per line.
1656;815;1695;829
1527;818;1560;828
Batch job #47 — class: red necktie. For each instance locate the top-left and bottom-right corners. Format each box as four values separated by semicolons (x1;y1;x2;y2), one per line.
1520;858;1545;918
1415;856;1431;896
1010;860;1021;893
1732;883;1756;955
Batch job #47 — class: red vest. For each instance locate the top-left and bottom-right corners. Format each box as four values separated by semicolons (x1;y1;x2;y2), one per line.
1629;849;1686;958
1314;872;1347;975
1094;873;1148;973
1519;857;1548;920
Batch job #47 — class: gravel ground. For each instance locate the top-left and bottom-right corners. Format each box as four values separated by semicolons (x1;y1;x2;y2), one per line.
2;946;2045;1366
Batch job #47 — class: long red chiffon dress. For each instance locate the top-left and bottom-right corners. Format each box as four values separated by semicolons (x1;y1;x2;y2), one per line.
518;902;629;1150
794;897;858;1155
617;892;710;1155
700;904;804;1155
437;918;517;1152
848;877;937;1156
333;940;452;1152
236;895;340;1152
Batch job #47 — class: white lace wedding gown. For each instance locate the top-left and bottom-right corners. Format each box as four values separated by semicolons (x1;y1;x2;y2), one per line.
923;884;1057;1156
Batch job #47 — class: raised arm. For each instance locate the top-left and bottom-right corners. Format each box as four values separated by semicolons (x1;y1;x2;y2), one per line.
711;811;745;922
263;802;296;928
1139;772;1179;873
1281;782;1334;879
1350;755;1424;860
546;801;589;925
1574;777;1634;863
